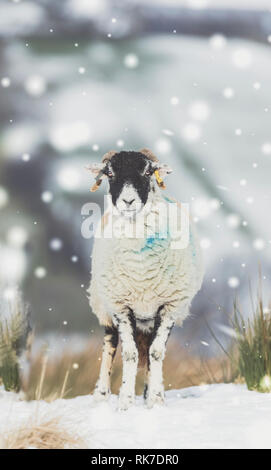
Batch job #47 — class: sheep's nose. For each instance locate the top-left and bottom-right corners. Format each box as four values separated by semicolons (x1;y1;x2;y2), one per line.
123;198;135;207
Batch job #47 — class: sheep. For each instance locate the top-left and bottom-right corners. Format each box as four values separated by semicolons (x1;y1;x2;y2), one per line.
87;148;203;410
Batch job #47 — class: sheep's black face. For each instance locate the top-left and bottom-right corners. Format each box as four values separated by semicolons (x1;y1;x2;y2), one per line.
104;151;154;218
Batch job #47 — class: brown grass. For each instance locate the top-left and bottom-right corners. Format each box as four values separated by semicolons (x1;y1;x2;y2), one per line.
2;418;84;449
23;337;235;401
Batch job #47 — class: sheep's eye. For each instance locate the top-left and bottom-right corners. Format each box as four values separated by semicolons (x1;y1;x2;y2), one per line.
107;171;113;178
145;170;151;177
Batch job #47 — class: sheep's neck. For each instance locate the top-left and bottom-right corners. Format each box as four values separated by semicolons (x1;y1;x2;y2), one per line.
107;189;171;245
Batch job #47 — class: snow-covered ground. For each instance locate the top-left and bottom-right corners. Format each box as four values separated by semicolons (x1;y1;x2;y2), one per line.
1;384;271;449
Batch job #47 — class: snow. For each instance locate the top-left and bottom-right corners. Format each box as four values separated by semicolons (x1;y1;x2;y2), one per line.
1;384;271;449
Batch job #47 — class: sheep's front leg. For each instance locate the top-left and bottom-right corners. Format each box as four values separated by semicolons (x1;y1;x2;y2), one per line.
93;325;118;401
147;311;174;408
114;311;138;411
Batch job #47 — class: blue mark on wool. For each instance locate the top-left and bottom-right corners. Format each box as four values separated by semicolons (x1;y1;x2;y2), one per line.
163;195;175;204
138;231;170;253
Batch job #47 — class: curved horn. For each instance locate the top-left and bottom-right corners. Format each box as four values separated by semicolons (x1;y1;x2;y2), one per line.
139;148;159;162
102;150;118;163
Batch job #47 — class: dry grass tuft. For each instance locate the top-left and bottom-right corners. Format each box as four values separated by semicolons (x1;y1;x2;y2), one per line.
2;418;84;449
0;293;32;392
233;293;271;392
23;337;235;401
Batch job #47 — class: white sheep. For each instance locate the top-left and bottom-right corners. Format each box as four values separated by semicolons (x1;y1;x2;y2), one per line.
87;148;203;410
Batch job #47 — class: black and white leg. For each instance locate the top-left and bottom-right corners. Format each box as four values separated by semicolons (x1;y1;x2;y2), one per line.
114;311;138;411
93;325;118;401
147;309;174;408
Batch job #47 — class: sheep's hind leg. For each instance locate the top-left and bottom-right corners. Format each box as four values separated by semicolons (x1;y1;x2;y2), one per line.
114;311;138;411
93;325;118;402
147;310;174;408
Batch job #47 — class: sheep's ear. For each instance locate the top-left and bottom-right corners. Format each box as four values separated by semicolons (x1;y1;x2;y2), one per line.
102;150;117;163
85;163;106;192
85;162;105;175
156;163;172;178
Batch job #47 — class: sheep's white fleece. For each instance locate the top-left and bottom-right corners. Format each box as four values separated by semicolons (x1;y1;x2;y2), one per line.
88;186;203;329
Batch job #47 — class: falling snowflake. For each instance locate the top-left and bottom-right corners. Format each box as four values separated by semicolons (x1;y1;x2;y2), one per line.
253;82;261;90
181;123;201;142
162;129;174;136
200;238;211;249
24;75;47;97
261;142;271;155
57;166;81;191
1;77;11;88
41;191;53;203
228;277;240;288
246;196;254;204
49;238;63;251
50;121;91;152
116;139;124;147
188;101;210;121
3;287;17;301
209;34;227;50
209;198;220;210
170;96;179;106
192;197;218;219
68;0;106;18
124;54;139;69
35;266;47;279
232;49;252;69
7;226;28;248
0;186;9;208
227;214;240;229
253;238;265;251
22;153;30;161
155;138;171;154
223;87;235;99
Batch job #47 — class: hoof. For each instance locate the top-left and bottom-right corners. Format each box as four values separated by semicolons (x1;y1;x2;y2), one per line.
118;390;135;411
146;390;165;409
93;386;110;402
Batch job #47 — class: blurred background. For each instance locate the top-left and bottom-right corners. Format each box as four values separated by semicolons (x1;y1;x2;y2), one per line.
1;0;271;369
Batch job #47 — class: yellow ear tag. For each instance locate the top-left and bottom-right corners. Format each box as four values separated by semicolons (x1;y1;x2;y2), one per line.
154;170;166;189
90;170;104;192
90;179;102;192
